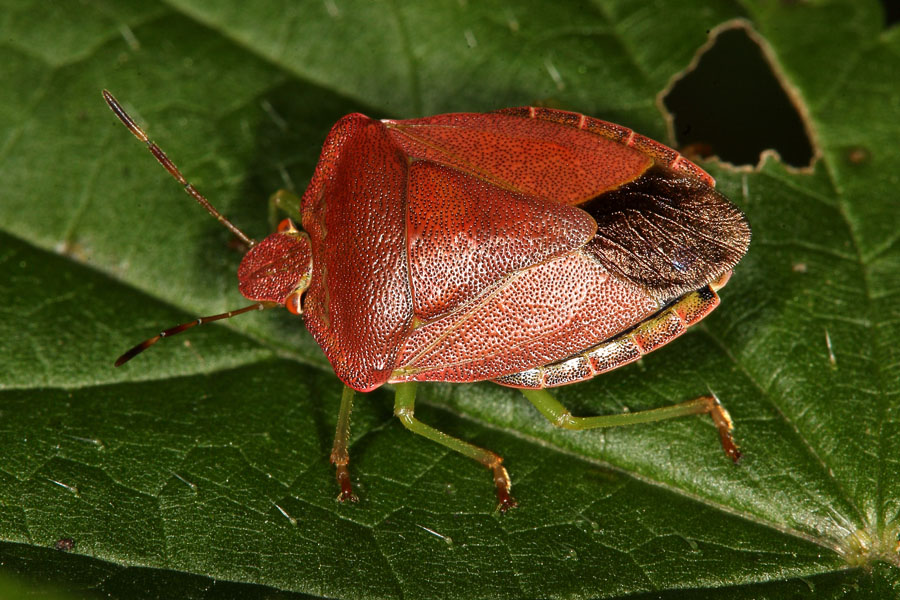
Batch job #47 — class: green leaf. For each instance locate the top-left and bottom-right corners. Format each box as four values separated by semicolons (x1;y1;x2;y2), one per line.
1;0;898;598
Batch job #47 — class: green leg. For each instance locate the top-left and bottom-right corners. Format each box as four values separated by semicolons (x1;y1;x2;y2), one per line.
330;385;358;502
394;382;517;512
268;189;303;229
521;388;740;462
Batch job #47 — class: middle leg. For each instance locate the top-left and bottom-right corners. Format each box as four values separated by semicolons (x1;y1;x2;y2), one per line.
393;382;517;511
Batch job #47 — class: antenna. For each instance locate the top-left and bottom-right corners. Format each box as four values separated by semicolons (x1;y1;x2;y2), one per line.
104;90;274;366
115;302;274;367
102;90;256;248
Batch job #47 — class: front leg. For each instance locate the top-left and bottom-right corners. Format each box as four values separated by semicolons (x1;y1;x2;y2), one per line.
268;188;302;230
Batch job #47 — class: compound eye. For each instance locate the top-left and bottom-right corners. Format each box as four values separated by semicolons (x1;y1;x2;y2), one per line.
285;289;303;315
277;218;299;234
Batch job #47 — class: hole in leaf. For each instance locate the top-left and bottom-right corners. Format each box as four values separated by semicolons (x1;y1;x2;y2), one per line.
663;24;814;168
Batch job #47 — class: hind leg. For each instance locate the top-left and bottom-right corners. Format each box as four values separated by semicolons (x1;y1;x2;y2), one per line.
521;387;740;461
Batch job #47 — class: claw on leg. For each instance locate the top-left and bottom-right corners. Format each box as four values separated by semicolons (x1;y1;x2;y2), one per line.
492;463;517;512
704;395;741;462
333;462;358;503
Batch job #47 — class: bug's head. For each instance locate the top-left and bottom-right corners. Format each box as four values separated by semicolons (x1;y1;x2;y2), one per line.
237;218;313;315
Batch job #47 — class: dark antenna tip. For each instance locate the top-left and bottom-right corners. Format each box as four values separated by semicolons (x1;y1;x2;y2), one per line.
115;338;158;367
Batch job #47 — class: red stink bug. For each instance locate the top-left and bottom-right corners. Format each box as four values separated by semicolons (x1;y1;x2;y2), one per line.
105;91;750;511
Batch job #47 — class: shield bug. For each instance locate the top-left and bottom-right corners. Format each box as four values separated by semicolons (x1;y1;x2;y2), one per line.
105;91;750;511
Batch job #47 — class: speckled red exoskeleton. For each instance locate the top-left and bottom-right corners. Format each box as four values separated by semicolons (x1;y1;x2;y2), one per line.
105;91;750;511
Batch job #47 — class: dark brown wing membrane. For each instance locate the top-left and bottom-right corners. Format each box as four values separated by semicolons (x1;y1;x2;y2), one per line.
579;165;750;302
